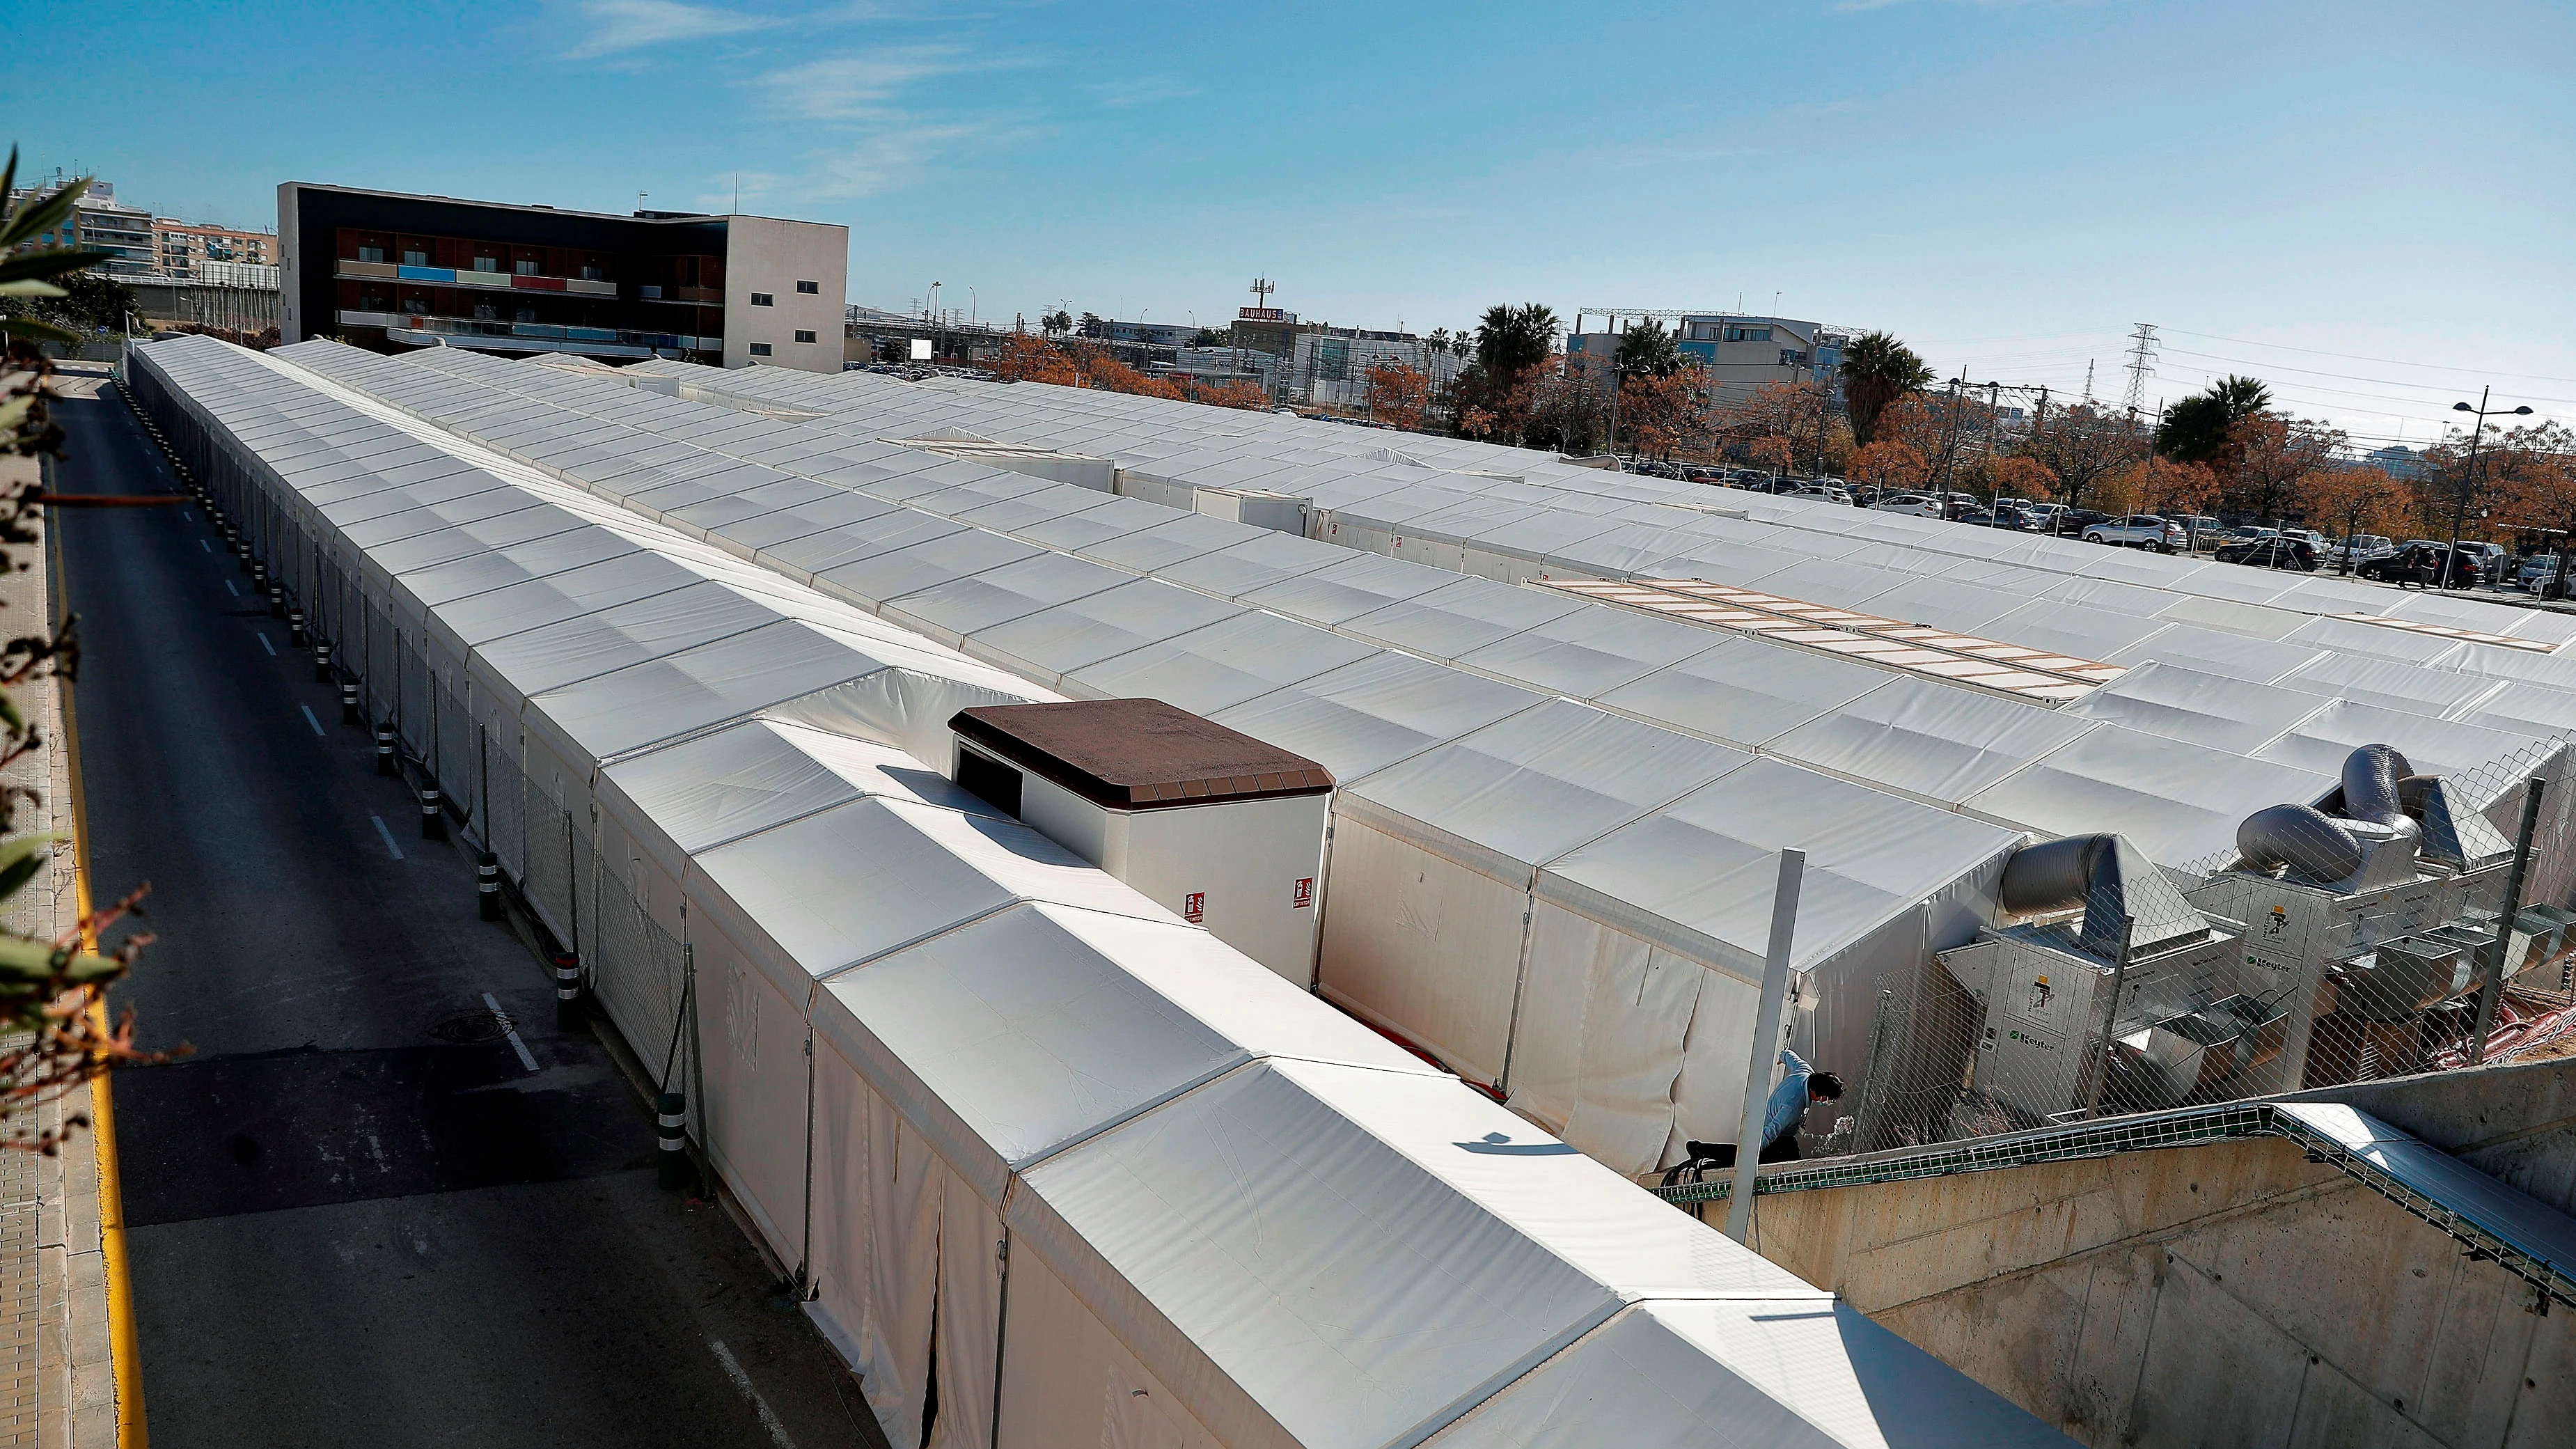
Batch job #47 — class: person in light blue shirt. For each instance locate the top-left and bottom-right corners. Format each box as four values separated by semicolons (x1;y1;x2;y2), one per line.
1684;1049;1843;1171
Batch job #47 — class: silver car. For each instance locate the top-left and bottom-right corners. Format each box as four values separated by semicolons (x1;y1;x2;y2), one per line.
2081;514;2190;552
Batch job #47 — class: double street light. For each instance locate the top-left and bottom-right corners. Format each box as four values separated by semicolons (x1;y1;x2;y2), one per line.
2444;386;2536;592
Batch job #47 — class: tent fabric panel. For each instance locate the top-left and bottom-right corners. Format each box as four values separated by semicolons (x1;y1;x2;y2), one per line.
1016;1058;1829;1445
1766;677;2097;806
1502;904;1706;1178
1424;1299;2076;1448
994;1250;1230;1449
1209;654;1548;786
1315;817;1534;1084
1340;699;1751;875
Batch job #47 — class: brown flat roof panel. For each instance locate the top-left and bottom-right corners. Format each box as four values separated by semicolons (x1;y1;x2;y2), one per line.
952;698;1335;811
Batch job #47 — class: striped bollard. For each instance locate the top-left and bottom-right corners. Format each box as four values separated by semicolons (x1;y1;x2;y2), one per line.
288;609;307;647
418;781;445;840
476;852;502;921
551;952;583;1031
655;1090;690;1190
340;680;362;724
267;583;285;618
312;639;332;682
375;721;397;776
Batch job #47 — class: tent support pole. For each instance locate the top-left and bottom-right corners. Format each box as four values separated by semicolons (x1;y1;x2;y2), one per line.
1725;848;1805;1244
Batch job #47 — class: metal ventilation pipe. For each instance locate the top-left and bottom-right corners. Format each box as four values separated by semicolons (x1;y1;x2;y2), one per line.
2342;743;2415;829
2237;744;2424;884
1997;834;2114;916
2237;804;2366;883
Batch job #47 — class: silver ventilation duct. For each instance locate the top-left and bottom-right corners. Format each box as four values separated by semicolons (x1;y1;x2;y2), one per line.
1997;831;2210;957
2234;744;2458;890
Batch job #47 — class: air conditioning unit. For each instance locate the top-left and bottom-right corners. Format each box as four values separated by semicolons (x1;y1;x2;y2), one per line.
948;700;1334;984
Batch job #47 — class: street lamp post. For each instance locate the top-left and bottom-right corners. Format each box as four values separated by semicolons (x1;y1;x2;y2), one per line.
2445;386;2536;593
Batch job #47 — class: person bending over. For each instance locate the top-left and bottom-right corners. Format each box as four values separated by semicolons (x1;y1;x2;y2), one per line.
1688;1049;1841;1170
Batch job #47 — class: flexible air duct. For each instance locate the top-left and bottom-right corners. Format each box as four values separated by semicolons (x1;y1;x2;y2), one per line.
2342;744;2412;826
2237;803;2367;884
1998;832;2210;955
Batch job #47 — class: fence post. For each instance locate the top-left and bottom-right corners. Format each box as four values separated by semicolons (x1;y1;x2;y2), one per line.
2470;777;2547;1065
2086;916;2137;1120
1724;847;1805;1244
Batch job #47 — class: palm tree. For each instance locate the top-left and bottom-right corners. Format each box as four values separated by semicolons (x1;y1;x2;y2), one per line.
1473;302;1557;379
1615;320;1682;378
2156;375;2272;463
1839;331;1933;446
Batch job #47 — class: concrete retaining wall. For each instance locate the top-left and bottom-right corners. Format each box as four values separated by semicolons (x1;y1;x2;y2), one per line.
1751;1057;2576;1448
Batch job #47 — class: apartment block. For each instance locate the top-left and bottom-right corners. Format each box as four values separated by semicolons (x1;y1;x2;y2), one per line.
278;183;847;370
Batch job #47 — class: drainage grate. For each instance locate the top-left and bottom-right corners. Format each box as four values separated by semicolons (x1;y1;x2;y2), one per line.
430;1009;516;1044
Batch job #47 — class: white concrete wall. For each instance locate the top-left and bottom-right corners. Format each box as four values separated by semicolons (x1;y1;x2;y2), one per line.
721;215;848;373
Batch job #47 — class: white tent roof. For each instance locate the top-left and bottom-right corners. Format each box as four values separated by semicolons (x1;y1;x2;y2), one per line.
810;901;1436;1206
1765;677;2097;806
1338;700;1750;882
1209;653;1548;784
1537;759;2025;982
1010;1056;1829;1449
1427;1298;2070;1448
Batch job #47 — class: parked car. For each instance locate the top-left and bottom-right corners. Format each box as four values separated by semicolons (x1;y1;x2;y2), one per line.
2019;502;2068;531
2082;514;2191;551
1870;493;1940;517
2455;541;2511;585
1789;484;1855;506
2051;508;2110;537
2358;542;2480;588
2324;534;2394;570
2216;530;2323;570
2517;554;2563;592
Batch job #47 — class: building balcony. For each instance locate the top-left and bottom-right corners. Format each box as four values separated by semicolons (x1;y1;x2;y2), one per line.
337;310;717;360
336;259;620;297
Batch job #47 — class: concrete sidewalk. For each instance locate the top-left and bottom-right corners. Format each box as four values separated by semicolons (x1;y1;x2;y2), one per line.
0;371;118;1448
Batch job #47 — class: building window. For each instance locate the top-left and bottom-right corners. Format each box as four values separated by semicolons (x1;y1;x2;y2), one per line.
1727;326;1773;343
516;306;537;322
796;280;819;294
794;329;817;343
581;265;604;281
514;259;540;276
1690;322;1720;340
473;254;500;272
750;292;773;306
401;248;428;267
747;343;773;357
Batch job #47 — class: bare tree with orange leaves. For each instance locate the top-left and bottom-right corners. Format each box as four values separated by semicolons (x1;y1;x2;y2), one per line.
1364;363;1430;432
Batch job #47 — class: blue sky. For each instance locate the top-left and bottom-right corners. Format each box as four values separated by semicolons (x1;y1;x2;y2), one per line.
13;0;2573;442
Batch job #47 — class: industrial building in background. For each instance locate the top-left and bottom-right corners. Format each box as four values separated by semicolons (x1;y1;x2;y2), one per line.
275;182;847;370
1568;309;1846;407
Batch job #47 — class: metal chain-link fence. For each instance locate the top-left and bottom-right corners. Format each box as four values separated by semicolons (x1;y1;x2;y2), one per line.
1841;733;2576;1157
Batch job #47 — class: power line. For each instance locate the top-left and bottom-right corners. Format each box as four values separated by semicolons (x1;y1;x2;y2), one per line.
2164;328;2576;386
2157;346;2576;405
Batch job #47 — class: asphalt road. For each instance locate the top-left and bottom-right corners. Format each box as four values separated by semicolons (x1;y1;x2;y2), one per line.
51;375;887;1449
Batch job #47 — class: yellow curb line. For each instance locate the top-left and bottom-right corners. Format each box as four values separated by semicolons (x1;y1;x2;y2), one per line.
52;487;148;1448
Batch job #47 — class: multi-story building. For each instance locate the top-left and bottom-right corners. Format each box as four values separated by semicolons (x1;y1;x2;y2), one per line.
1223;308;1466;409
8;175;159;276
1566;312;1842;408
1085;318;1201;347
155;218;275;278
278;183;848;370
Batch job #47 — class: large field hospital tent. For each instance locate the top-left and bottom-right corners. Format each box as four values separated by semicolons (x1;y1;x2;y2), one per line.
270;341;2576;1076
128;332;2079;1449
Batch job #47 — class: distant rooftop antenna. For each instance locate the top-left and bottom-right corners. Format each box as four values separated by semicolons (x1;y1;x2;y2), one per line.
1250;277;1276;312
2121;323;2160;412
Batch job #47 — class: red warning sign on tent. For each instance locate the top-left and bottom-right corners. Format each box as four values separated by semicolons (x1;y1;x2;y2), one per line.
1184;891;1205;923
1291;877;1315;909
